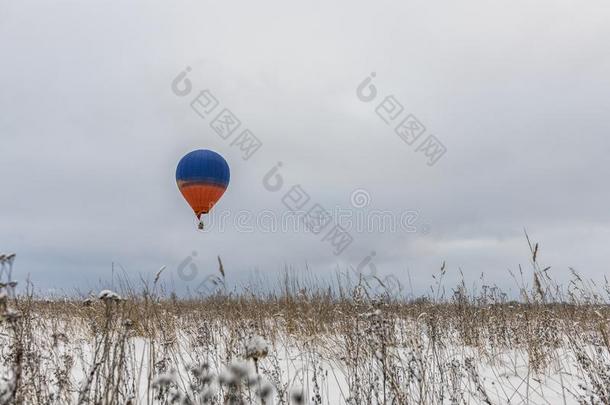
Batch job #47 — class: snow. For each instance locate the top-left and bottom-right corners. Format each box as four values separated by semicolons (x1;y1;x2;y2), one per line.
97;289;122;301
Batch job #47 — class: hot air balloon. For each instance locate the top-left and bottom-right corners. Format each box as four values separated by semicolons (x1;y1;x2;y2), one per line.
176;150;230;229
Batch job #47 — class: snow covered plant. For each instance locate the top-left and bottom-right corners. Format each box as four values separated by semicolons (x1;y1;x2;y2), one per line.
290;386;305;405
0;253;21;405
0;284;21;324
0;371;16;405
152;371;183;404
245;335;269;375
151;360;274;405
153;364;218;404
219;360;274;405
0;287;6;318
0;253;19;323
246;335;269;361
98;289;123;301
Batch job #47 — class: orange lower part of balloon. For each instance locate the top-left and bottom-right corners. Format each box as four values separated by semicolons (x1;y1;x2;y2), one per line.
178;183;227;218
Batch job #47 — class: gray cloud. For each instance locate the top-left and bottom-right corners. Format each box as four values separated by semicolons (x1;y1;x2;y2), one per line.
1;0;609;295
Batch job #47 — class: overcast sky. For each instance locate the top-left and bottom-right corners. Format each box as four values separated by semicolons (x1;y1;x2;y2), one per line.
1;0;609;296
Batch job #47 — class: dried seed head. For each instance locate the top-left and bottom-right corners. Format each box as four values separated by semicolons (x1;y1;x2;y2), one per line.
152;371;176;388
98;289;122;301
290;386;305;404
245;335;269;360
229;360;249;380
218;370;235;386
256;380;274;401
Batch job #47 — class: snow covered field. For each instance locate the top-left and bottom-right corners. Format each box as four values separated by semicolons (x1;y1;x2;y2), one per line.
2;285;610;404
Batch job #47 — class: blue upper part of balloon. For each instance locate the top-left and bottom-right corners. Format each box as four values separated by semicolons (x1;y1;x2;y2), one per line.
175;150;230;188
